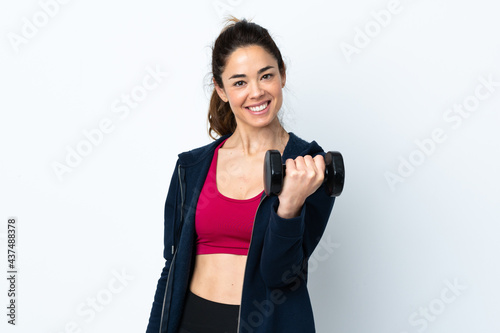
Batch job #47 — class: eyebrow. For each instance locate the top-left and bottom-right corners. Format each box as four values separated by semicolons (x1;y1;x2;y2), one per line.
228;66;275;80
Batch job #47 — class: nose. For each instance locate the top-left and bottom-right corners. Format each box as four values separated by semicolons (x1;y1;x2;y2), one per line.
249;81;264;99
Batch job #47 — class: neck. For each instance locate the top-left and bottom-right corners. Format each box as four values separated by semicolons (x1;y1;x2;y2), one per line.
225;122;289;157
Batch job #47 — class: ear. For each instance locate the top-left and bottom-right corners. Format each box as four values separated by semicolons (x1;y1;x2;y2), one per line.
281;71;286;88
213;77;228;103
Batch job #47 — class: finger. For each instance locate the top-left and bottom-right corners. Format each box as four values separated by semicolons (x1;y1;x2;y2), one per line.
300;156;316;182
314;155;326;175
293;156;306;171
285;158;296;172
302;155;318;179
303;155;317;171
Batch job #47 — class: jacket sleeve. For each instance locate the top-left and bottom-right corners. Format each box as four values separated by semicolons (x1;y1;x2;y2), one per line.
260;153;336;289
146;159;180;332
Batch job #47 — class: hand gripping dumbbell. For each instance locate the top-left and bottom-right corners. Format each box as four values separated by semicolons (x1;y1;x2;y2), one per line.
263;150;345;197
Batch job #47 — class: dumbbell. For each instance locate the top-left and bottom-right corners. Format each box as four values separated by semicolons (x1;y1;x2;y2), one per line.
263;150;345;197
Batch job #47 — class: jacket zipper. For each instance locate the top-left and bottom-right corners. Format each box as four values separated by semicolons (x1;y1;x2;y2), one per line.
158;249;177;333
159;163;185;333
236;193;267;333
175;164;185;254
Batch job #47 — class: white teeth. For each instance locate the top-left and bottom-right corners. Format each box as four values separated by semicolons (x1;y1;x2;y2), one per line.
248;102;268;112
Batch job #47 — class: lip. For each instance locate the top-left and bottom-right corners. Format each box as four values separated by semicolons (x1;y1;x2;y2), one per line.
245;100;271;115
245;100;270;108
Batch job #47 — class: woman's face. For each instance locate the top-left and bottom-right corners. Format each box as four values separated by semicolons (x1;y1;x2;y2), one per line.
214;45;286;132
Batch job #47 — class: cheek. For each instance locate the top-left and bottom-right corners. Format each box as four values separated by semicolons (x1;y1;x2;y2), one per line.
229;92;246;106
272;87;283;101
272;89;284;110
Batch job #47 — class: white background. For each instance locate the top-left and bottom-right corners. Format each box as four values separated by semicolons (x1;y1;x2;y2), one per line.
1;0;499;332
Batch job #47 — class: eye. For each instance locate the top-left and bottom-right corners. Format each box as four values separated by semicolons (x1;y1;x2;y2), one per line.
234;80;245;87
262;73;273;80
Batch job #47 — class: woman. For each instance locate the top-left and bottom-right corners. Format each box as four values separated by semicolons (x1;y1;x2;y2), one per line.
147;17;336;333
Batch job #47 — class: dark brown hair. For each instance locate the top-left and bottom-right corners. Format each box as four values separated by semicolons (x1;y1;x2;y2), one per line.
207;16;287;140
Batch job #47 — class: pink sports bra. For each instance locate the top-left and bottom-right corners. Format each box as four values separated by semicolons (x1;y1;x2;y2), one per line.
195;138;263;255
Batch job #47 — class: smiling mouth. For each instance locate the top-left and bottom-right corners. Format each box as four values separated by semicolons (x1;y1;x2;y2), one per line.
246;100;270;112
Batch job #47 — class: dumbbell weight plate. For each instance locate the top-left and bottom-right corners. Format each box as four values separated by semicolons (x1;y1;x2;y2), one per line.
325;151;344;197
263;149;283;196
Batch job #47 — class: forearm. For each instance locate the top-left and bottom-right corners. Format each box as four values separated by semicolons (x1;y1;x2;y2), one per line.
260;199;306;288
261;189;336;288
276;196;305;219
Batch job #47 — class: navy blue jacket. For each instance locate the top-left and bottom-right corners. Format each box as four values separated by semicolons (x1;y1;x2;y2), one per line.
146;132;336;333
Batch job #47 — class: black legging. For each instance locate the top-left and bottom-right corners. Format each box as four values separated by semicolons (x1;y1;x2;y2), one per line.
178;289;240;333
